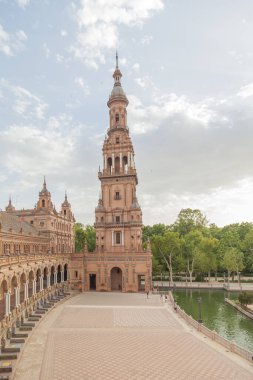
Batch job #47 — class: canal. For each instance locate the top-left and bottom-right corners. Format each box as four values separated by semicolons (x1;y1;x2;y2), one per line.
174;289;253;353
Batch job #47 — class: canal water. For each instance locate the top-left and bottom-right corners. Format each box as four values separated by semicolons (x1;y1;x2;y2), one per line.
174;289;253;353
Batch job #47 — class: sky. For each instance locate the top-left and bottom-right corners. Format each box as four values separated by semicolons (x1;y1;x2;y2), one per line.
1;0;253;227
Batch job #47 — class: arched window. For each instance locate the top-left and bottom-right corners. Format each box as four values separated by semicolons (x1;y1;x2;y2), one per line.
42;199;45;207
115;113;119;123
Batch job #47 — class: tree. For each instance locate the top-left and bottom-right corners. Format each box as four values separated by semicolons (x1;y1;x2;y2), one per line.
74;223;85;252
238;292;253;307
74;224;96;253
222;247;244;283
182;230;203;283
173;208;208;236
195;236;219;281
85;225;96;252
152;231;181;283
242;229;253;271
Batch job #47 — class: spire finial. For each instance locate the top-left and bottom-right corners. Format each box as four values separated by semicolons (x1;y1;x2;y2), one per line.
43;176;46;189
116;50;118;69
65;190;67;201
9;194;12;205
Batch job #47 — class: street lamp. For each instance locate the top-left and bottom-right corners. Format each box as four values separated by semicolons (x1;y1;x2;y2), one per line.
197;297;203;323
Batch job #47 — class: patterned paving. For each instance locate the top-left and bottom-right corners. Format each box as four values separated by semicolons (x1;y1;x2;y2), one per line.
13;292;253;380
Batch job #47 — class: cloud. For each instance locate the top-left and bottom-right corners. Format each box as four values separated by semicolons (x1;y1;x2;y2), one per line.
0;25;27;56
132;63;140;73
0;79;48;119
128;93;218;134
128;88;253;223
60;29;68;37
74;76;90;96
135;75;153;89
42;43;50;58
71;0;164;68
16;0;31;8
237;83;253;98
140;35;153;45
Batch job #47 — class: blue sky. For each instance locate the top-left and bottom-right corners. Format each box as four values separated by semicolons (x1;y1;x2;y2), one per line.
1;0;253;226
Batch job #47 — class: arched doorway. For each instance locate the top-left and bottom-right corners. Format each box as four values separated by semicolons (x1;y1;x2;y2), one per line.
111;267;122;291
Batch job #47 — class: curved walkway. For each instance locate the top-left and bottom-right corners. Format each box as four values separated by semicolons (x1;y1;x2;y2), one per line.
13;292;253;380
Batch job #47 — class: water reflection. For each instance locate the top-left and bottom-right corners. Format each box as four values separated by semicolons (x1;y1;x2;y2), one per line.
174;289;253;353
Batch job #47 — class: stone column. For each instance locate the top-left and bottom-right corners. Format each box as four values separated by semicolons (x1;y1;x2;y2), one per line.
104;154;107;170
54;272;57;285
122;230;124;246
40;276;43;291
128;152;131;168
47;274;50;288
14;287;20;307
24;282;28;301
112;153;115;169
5;292;10;316
111;231;114;246
120;152;122;168
32;280;36;295
61;271;64;282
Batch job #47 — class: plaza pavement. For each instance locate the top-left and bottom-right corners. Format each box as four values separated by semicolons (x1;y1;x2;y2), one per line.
13;292;253;380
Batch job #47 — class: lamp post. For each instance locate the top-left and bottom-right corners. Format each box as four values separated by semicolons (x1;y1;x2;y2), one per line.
197;297;202;323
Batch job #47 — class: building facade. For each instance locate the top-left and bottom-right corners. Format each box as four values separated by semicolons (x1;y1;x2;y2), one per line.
3;179;75;255
70;56;152;292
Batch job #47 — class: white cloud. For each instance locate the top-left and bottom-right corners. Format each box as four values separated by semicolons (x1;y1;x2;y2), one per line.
132;63;140;72
16;30;27;41
135;75;153;89
71;0;164;68
56;53;64;63
141;35;153;45
60;29;68;37
42;43;50;58
0;25;27;56
16;0;30;8
237;83;253;98
74;76;90;96
0;79;48;119
128;93;218;134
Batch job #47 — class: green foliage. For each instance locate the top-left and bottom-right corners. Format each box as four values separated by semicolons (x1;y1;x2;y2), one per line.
173;208;208;236
74;223;96;253
222;247;244;274
238;292;253;307
74;223;85;252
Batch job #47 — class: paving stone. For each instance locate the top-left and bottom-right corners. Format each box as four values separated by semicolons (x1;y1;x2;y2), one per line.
13;293;253;380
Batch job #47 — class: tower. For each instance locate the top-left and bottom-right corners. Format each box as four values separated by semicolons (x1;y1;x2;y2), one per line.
95;52;143;255
5;196;15;212
36;177;53;210
80;53;152;293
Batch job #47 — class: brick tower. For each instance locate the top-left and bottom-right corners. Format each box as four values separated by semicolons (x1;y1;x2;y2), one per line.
71;54;152;292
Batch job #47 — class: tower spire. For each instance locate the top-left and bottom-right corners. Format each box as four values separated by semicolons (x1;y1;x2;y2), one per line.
116;50;118;69
43;176;47;191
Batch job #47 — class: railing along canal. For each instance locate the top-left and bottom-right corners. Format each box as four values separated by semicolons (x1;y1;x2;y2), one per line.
168;291;253;363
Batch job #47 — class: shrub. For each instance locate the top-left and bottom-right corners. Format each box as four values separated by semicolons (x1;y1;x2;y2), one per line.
238;292;253;306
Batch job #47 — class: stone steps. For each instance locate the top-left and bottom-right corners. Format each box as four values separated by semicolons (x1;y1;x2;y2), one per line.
0;362;12;374
12;333;28;338
0;354;17;361
1;347;20;353
10;338;25;344
19;326;32;331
